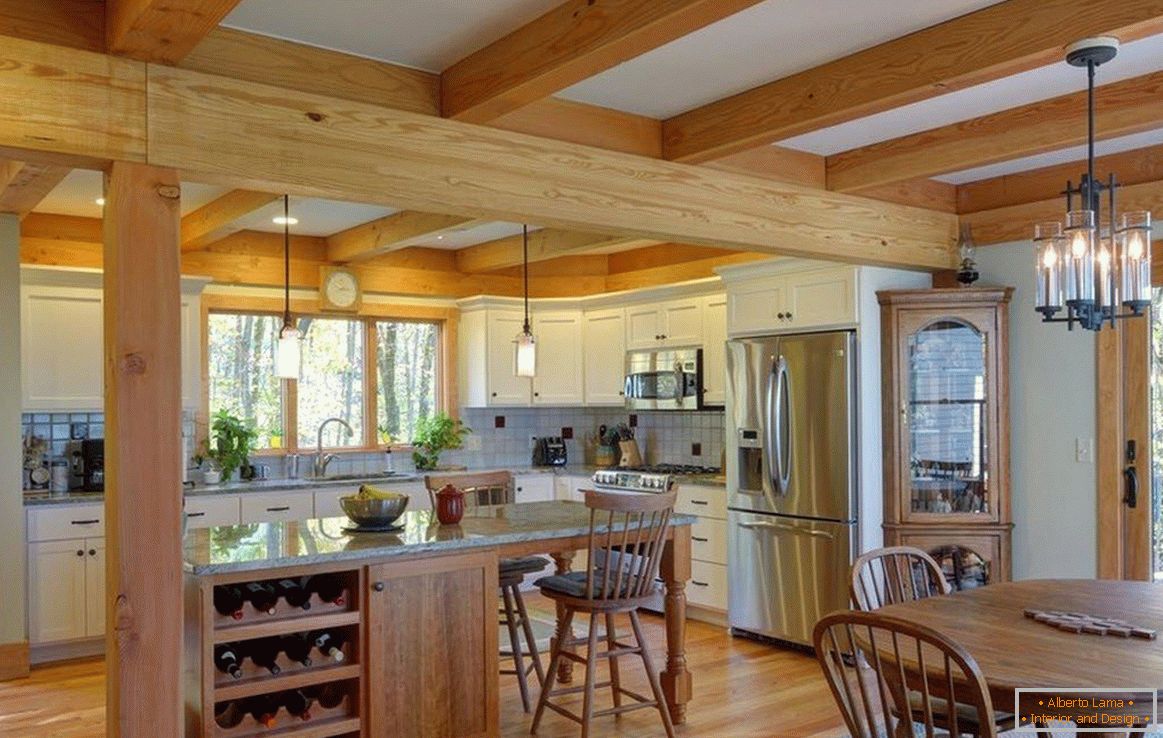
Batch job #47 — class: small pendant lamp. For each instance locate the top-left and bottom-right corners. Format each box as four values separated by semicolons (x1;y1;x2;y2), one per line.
514;225;536;377
275;194;301;379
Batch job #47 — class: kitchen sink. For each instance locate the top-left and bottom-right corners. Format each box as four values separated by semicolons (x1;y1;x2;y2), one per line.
308;473;419;483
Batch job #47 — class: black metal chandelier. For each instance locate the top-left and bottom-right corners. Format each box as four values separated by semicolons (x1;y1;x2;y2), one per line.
1033;37;1152;331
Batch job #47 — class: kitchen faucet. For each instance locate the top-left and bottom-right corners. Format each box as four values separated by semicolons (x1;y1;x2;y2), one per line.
314;417;353;478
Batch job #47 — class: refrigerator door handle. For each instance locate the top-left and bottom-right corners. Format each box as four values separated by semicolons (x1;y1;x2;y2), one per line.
737;519;834;540
772;356;791;494
762;358;781;509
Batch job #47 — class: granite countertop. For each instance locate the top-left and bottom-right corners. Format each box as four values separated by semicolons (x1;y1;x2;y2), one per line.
24;465;723;507
184;500;697;576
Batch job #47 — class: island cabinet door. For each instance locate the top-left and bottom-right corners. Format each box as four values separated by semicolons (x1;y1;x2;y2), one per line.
366;551;499;737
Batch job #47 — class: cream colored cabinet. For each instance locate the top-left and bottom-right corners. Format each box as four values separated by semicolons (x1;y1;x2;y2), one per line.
514;474;555;502
180;295;200;410
582;308;625;406
21;285;104;411
184;494;241;529
240;490;315;524
554;474;591;502
84;539;105;637
27;540;90;643
532;312;584;405
727;266;856;336
626;298;704;350
459;308;533;407
675;483;728;613
701;295;727;406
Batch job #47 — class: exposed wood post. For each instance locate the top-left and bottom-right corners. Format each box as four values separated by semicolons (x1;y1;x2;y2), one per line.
0;213;29;681
102;162;183;735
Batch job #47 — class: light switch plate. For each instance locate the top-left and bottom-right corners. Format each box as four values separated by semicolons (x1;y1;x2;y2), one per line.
1075;437;1095;464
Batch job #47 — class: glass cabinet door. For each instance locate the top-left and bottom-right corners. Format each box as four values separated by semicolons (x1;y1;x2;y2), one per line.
901;313;996;521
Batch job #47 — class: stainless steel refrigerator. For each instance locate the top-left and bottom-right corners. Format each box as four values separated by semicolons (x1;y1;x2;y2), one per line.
726;330;858;647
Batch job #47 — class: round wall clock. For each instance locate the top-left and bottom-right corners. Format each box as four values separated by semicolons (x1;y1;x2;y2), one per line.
321;267;361;312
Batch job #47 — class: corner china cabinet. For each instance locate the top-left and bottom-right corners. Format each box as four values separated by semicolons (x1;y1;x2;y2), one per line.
879;287;1013;588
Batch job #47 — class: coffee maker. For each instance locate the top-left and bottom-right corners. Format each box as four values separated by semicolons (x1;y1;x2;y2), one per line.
81;439;104;492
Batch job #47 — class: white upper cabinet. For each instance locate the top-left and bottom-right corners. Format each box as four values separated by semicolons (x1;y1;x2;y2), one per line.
20;268;207;411
582;308;625;406
21;286;104;411
626;298;704;350
459;307;532;407
726;265;856;336
701;295;727;406
532;312;584;405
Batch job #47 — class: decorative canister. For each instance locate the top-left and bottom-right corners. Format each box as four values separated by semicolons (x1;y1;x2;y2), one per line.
435;483;465;525
595;445;617;467
49;458;69;495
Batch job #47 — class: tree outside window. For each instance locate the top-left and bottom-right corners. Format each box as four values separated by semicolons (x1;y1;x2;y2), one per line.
376;320;439;444
297;317;364;449
207;313;282;449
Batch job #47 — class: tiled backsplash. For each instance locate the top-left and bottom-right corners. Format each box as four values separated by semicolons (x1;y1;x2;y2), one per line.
24;408;725;484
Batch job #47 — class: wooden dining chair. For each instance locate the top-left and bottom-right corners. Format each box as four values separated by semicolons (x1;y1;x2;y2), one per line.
424;471;548;712
813;610;998;738
850;546;951;611
530;488;677;738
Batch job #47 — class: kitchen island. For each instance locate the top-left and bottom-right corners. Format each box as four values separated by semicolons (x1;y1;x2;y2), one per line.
183;500;694;737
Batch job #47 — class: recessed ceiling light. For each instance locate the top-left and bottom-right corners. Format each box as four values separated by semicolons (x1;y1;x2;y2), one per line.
272;215;298;225
436;235;444;240
95;197;105;206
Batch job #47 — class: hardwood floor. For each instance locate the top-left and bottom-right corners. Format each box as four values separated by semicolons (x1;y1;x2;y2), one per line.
0;603;846;737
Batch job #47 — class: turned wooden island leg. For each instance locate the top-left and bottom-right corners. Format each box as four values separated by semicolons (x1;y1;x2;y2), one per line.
549;550;577;683
659;526;693;724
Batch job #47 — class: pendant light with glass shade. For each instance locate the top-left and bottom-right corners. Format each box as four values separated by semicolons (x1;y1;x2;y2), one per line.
514;225;536;377
275;194;302;378
1033;37;1152;331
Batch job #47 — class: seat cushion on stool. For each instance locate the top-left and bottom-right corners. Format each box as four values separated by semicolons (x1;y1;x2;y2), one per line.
499;556;550;576
535;569;652;599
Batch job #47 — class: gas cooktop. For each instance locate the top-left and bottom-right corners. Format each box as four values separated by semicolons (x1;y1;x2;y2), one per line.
619;464;721;475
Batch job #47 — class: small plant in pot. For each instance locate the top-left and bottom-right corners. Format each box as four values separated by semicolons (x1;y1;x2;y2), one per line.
204;410;258;482
411;413;470;471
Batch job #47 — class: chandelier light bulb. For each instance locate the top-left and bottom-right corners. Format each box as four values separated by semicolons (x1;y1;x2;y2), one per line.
1071;230;1088;258
1128;232;1145;260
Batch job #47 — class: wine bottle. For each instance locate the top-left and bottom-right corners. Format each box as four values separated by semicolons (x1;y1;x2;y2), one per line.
248;637;282;675
244;581;278;615
281;633;313;667
275;577;311;610
310;575;345;606
282;689;314;721
213;644;244;680
307;683;345;710
214;701;245;728
312;630;347;663
213;585;245;620
247;694;280;729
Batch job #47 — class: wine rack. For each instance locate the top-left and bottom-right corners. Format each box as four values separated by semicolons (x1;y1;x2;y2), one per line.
185;567;365;737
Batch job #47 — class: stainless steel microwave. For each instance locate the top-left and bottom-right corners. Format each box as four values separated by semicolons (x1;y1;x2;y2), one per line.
624;348;703;411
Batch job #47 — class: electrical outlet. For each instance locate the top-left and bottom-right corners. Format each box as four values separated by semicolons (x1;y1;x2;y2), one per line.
463;434;482;452
1075;437;1095;464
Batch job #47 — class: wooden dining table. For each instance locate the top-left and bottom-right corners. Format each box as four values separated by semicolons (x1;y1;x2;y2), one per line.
876;579;1163;737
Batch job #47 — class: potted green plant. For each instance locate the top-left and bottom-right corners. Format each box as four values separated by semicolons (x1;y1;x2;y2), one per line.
411;413;470;471
204;410;258;482
267;422;284;450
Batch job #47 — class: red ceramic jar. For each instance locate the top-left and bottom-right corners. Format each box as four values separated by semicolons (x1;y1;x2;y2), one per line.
435;483;465;524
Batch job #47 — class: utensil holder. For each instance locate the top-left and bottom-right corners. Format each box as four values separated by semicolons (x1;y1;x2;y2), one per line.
618;440;643;467
595;445;617;467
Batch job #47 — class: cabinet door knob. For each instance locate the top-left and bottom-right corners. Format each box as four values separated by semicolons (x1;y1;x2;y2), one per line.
786;313;793;319
76;549;84;557
534;392;539;397
654;334;660;340
88;549;96;556
661;334;667;339
777;312;785;319
491;392;497;397
372;582;385;592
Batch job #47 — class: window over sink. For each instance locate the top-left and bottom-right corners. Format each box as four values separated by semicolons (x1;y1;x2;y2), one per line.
206;310;443;452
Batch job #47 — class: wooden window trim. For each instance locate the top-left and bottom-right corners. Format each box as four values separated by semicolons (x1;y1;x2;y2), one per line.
199;292;458;456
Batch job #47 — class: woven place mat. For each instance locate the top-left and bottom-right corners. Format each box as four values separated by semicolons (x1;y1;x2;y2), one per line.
1024;608;1157;639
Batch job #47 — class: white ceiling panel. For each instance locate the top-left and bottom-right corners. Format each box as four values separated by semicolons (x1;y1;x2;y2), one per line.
780;33;1163;156
557;0;1003;119
935;128;1163;185
223;0;563;72
35;170;229;218
411;222;539;250
233;198;397;237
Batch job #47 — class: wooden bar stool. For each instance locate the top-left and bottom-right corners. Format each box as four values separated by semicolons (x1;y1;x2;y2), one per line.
530;488;677;738
425;471;547;712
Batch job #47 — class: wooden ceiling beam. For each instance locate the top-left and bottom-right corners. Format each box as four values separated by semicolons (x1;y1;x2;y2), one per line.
957;141;1163;213
326;211;481;263
0;161;71;217
105;0;242;63
962;178;1163;245
662;0;1163;163
456;229;658;274
0;0;104;52
827;70;1163;192
441;0;762;123
180;189;279;252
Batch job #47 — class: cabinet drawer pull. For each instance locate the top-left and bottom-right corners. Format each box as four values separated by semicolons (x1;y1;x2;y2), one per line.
689;500;708;506
186;512;206;518
71;519;100;525
691;536;709;542
372;582;385;592
266;506;291;512
691;580;709;587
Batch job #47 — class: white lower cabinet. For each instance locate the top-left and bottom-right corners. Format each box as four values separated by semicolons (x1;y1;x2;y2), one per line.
84;539;105;638
514;474;555;503
184;495;241;529
688;560;728;611
675;484;728;614
554;475;591;502
27;539;91;644
239;491;315;524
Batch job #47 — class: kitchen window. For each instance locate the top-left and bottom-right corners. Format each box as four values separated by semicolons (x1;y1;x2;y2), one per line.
205;309;444;451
